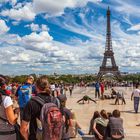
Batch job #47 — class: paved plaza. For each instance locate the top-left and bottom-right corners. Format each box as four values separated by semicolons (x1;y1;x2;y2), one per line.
66;86;140;139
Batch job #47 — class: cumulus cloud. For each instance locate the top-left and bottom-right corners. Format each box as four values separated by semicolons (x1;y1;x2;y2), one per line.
0;19;9;34
0;29;97;74
25;23;49;32
1;3;35;21
25;23;40;32
22;31;53;43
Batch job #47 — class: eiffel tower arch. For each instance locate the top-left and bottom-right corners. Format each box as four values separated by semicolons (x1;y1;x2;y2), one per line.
97;7;121;80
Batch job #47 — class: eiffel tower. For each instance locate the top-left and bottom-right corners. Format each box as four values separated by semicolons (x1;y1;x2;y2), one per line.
97;7;121;80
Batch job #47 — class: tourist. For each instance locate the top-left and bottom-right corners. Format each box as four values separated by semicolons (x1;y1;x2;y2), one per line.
63;84;67;95
68;112;81;138
120;91;126;105
111;88;117;99
131;84;140;113
0;76;20;140
20;76;59;140
16;75;36;121
77;95;96;104
60;83;64;94
93;109;108;140
100;81;105;99
89;111;100;135
69;85;74;96
115;92;125;105
107;109;124;140
50;83;55;96
95;81;100;98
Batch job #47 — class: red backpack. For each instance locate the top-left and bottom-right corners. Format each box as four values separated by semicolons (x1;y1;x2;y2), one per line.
32;96;63;140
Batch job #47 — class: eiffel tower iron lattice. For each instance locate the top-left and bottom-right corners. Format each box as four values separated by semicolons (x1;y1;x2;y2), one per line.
97;7;121;80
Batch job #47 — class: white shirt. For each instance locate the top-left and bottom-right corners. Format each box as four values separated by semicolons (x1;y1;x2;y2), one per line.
132;89;140;97
2;96;13;108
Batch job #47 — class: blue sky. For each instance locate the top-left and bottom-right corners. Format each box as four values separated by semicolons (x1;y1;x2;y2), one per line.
0;0;140;75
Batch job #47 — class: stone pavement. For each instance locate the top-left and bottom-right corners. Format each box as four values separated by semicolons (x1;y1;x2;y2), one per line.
66;86;140;139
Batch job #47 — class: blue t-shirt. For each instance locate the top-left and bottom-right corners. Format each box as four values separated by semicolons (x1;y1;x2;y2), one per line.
95;82;100;90
16;83;36;108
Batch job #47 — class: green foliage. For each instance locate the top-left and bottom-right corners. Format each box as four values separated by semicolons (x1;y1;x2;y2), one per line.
8;74;96;84
5;74;140;84
121;74;140;82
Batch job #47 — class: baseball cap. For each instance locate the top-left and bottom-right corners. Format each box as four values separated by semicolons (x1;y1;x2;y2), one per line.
28;75;34;81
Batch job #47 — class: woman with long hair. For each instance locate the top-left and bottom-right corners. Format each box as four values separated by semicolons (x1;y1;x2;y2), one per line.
93;110;109;140
89;111;100;135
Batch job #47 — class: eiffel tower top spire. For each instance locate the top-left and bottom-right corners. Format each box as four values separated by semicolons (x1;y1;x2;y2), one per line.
105;6;112;51
107;6;110;13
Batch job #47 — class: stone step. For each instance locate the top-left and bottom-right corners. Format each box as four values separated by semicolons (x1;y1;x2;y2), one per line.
74;135;140;140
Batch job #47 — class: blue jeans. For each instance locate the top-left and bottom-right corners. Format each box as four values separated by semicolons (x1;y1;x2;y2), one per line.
95;89;100;98
134;97;139;113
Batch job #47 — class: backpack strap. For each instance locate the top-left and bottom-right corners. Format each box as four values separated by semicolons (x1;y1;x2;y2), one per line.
55;98;61;109
32;95;60;108
32;96;45;106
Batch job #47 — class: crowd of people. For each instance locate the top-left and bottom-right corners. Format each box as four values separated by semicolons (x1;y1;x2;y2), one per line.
0;75;75;140
0;75;140;140
94;81;126;105
89;109;124;140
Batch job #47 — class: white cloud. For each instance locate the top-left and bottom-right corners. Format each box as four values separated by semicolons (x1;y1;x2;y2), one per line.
1;3;35;21
41;24;49;31
127;23;140;31
1;0;102;21
113;0;140;17
0;19;140;74
25;23;49;32
33;0;102;17
0;30;86;74
0;19;9;34
1;0;140;74
25;23;40;32
12;21;19;26
23;31;53;43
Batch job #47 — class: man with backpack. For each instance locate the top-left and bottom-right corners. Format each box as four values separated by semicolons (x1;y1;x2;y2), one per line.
20;76;62;140
16;75;36;121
